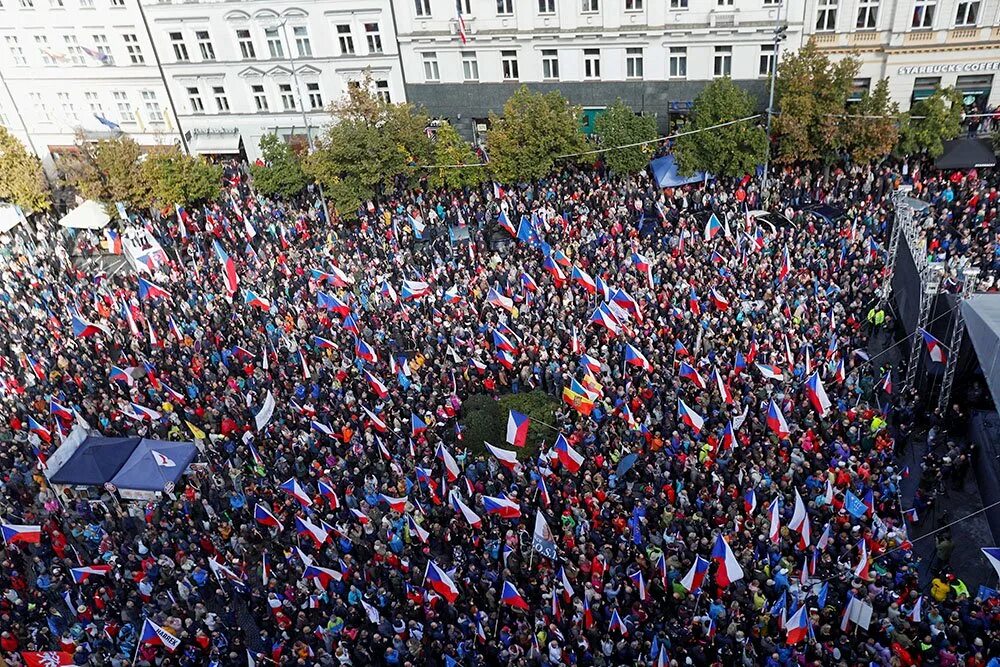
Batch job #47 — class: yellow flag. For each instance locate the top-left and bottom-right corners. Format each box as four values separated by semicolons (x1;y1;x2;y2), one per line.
185;420;206;440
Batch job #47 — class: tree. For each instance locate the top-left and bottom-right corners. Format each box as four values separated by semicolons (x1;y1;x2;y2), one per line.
0;126;50;212
249;133;310;198
593;100;658;175
58;134;151;209
772;41;859;164
842;78;899;164
305;72;432;218
674;78;768;178
485;85;587;183
897;87;964;158
141;148;222;207
426;121;486;190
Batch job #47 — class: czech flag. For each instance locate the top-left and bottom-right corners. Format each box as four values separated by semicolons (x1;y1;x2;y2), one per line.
436;443;461;481
303;563;343;586
554;433;584;473
244;290;271;312
212;239;238;295
623;343;653;372
139;619;181;652
328;265;353;287
482;495;521;519
571;266;596;294
704;213;723;241
71;312;110;338
452;494;482;528
506;410;529;448
580;354;602;375
805;372;831;417
424;560;459;603
743;489;757;515
279;478;313;507
70;565;112;583
137;277;171;301
50;398;73;420
363;370;389;398
677;399;704;434
785;605;808;644
314;336;336;350
768;498;781;543
486;442;518;470
362;405;388;432
678;362;705;388
254;503;281;528
492;329;518;353
109;366;133;386
590;304;622;336
355;338;378;364
766;400;790;439
713;370;733;405
379;494;408;513
486;287;515;313
295;516;329;547
1;522;41;545
350;508;371;525
520;272;538;292
710;534;745;586
317;291;351;317
709;289;730;311
411;412;428;437
498;210;516;236
27;416;51;443
130;402;162;421
443;286;462;304
495;348;515;369
500;580;530;610
631;251;653;286
680;555;710;593
401;279;431;300
778;247;792;282
919;328;948;363
756;364;785;381
674;340;689;357
608;608;628;635
721;420;736;450
880;370;892;394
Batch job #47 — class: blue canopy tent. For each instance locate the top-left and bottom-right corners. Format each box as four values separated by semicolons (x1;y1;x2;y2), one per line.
110;438;197;493
649;155;710;188
48;436;140;486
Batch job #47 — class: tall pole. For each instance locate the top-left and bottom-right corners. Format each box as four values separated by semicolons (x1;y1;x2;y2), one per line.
761;0;784;204
136;0;189;154
278;20;332;225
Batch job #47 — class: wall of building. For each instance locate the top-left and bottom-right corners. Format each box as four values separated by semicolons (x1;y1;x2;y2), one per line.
142;0;406;162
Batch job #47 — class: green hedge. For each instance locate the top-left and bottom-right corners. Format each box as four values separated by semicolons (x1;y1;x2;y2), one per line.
460;391;559;461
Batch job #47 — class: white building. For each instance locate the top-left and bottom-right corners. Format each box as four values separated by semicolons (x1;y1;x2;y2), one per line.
141;0;406;162
0;0;182;175
392;0;807;140
802;0;1000;113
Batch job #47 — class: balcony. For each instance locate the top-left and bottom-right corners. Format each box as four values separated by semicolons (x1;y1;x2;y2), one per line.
850;31;884;46
904;31;935;44
949;27;979;41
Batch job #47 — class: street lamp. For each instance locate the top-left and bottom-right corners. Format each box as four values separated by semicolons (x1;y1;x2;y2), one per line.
761;0;787;205
266;17;332;226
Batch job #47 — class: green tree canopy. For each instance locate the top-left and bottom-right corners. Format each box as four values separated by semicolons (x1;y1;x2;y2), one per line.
674;78;768;178
305;73;432;218
0;126;50;212
58;134;151;210
593;100;658;175
426;121;485;190
141;148;222;207
842;78;899;164
250;133;310;198
485;85;587;183
897;87;964;158
772;41;859;164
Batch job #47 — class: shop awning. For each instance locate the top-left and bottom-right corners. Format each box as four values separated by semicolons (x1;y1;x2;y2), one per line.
59;200;111;230
934;138;997;170
189;132;241;155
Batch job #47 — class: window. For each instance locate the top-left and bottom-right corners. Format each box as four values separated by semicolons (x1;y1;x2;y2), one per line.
289;26;310;57
5;36;26;66
625;0;642;9
35;35;53;65
457;0;471;12
170;32;189;61
422;52;439;81
626;47;643;79
670;0;688;7
713;45;731;77
251;84;268;111
542;49;559;79
759;43;775;76
336;25;353;55
307;82;322;109
763;0;780;4
718;0;734;5
57;92;77;121
84;91;102;114
584;48;600;79
78;0;93;8
415;0;430;17
279;83;295;110
51;0;65;7
212;86;229;112
365;23;382;53
462;51;479;81
19;0;34;7
496;0;513;14
375;79;391;103
848;77;871;102
64;35;85;65
265;27;283;58
912;0;935;28
110;0;124;5
196;30;214;60
669;46;686;77
955;1;979;26
236;29;255;59
816;0;837;31
856;0;878;29
123;33;143;64
538;0;555;14
92;34;112;64
113;90;133;121
187;87;203;113
29;93;49;122
141;90;163;122
501;50;518;80
582;0;598;12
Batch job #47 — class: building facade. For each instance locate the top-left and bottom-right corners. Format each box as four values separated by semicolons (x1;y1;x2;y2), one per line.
141;0;405;162
802;0;1000;114
0;0;182;174
393;0;806;140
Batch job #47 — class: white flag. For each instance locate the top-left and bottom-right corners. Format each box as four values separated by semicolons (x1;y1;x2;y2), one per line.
151;450;176;467
254;390;275;432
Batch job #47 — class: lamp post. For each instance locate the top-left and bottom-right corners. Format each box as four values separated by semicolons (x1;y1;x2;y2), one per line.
270;17;332;225
761;0;787;204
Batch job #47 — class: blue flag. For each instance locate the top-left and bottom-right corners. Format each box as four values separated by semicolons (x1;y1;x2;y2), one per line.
844;490;868;519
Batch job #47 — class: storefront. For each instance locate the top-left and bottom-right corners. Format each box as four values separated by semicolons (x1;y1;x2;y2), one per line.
893;59;1000;111
185;128;244;161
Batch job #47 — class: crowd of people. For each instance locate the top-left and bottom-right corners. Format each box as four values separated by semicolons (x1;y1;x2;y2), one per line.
0;153;997;667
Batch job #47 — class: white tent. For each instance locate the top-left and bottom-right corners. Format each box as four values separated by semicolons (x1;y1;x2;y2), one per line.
59;200;111;230
0;203;27;233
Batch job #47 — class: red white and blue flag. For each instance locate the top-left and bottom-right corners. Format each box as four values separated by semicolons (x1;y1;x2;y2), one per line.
212;240;238;294
1;522;41;545
506;410;529;447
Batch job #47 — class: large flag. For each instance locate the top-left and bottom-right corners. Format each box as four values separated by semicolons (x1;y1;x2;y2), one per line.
982;547;1000;580
710;535;744;586
1;522;42;545
137;277;171;301
530;509;557;559
506;410;529;448
424;560;459;602
677;399;704;434
766;400;790;439
139;618;181;652
919;327;948;363
679;555;710;593
21;653;74;667
71;312;110;338
554;434;584;473
805;372;831;417
212;240;238;294
500;581;530;610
